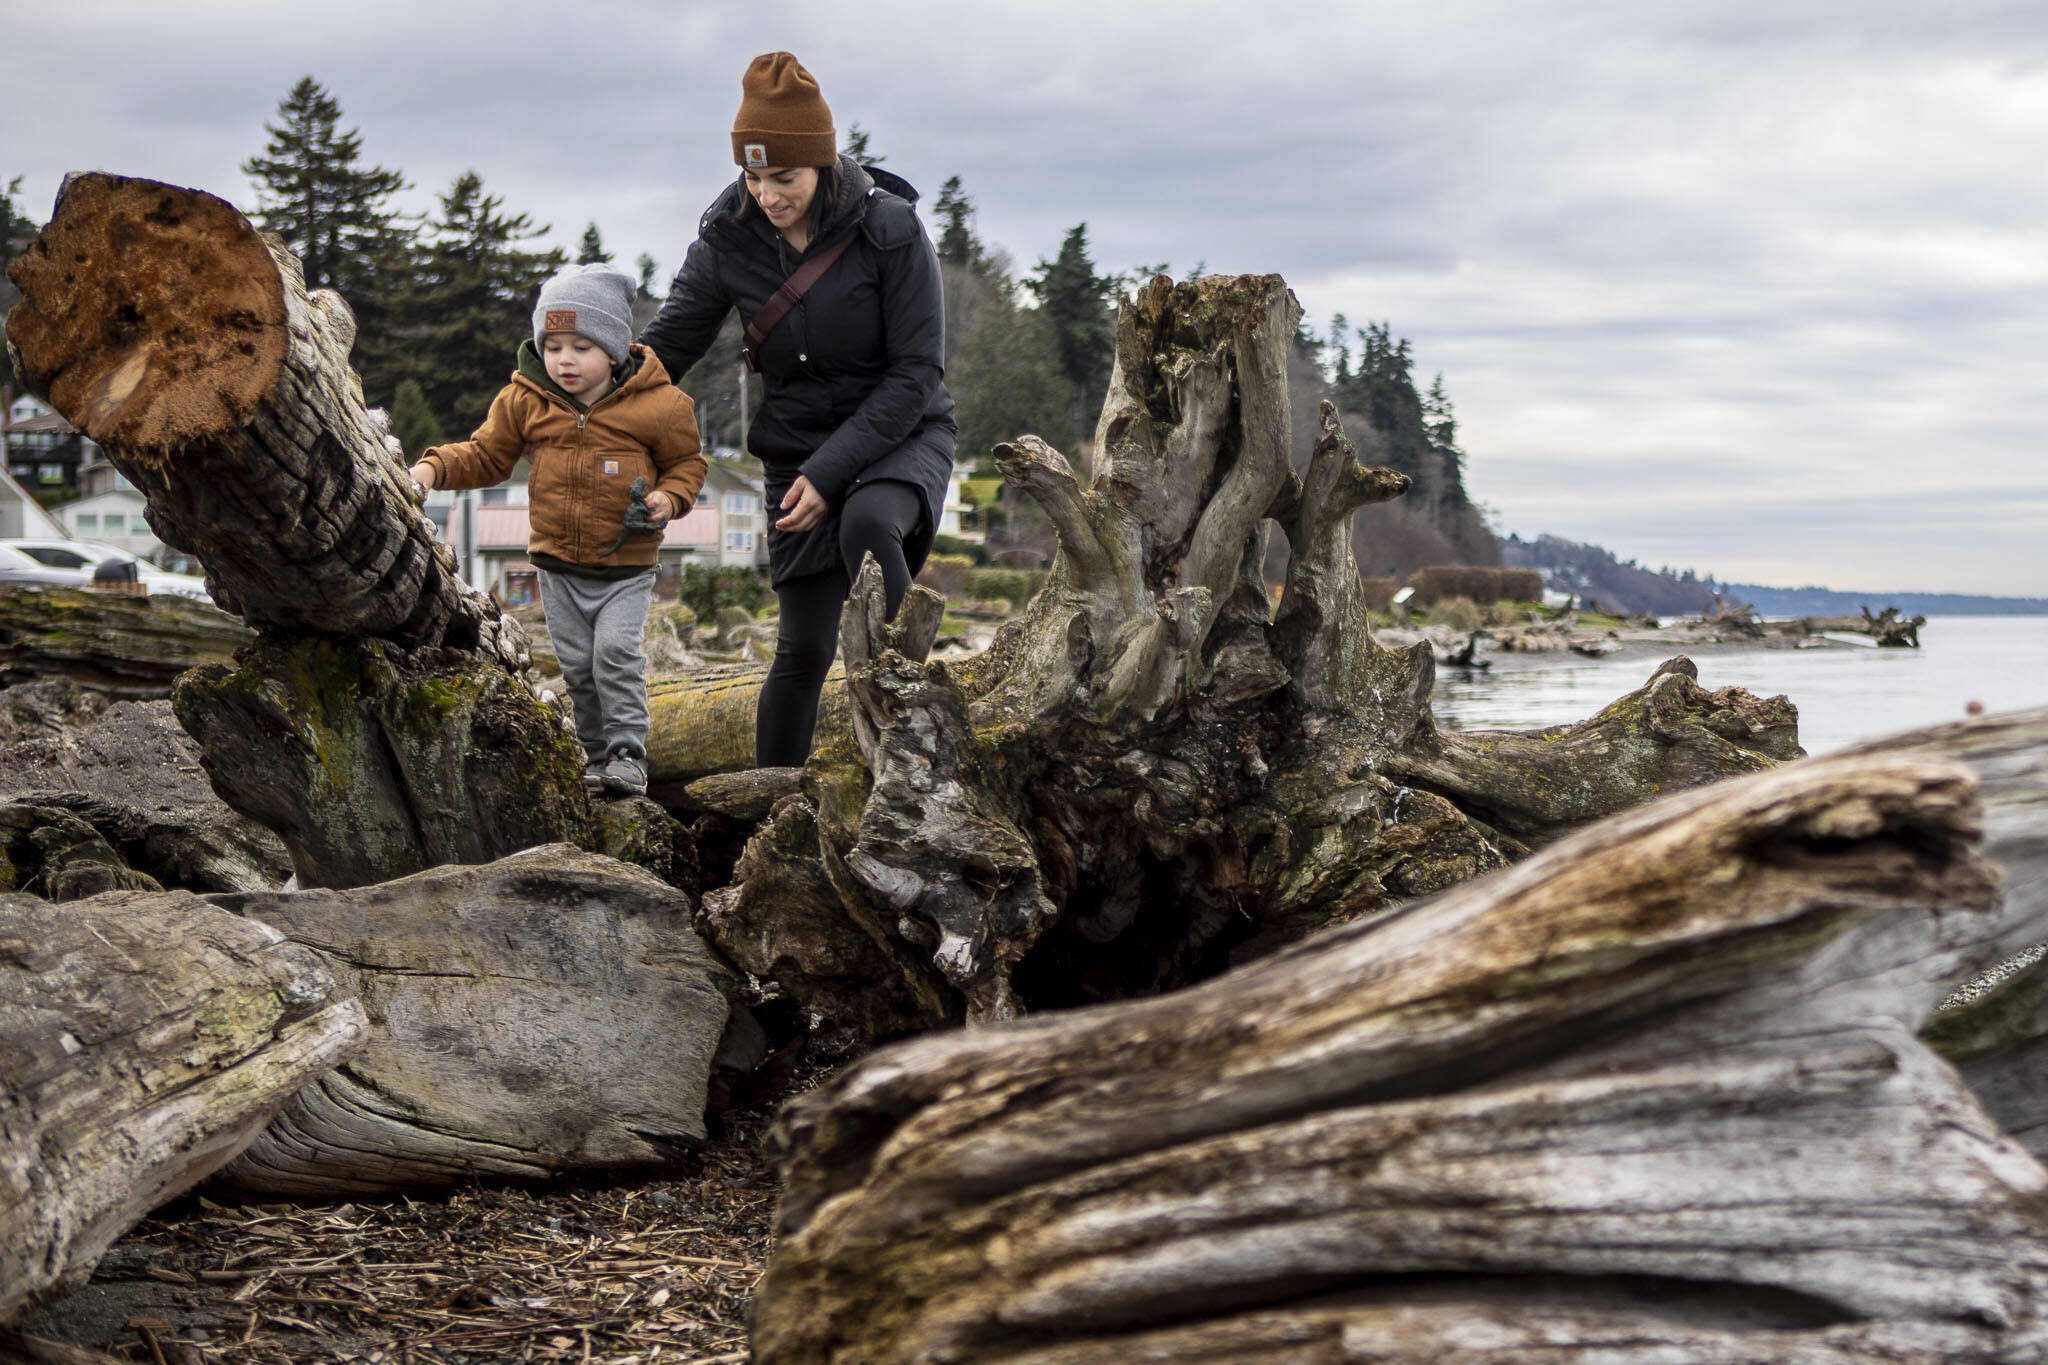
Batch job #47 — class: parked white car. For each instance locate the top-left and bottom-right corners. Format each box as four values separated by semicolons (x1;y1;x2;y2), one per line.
0;539;212;600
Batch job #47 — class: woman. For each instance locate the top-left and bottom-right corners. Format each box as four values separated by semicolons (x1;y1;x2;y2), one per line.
640;51;955;768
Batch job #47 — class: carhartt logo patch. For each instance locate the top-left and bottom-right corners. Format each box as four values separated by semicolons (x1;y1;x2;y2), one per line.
602;460;620;475
544;309;578;332
743;142;769;169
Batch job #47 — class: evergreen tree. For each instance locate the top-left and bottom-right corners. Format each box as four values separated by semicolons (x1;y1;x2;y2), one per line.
409;171;564;430
840;123;885;164
948;291;1073;474
1026;223;1116;447
932;175;989;274
388;378;444;457
636;252;663;301
0;176;36;394
241;78;412;403
576;221;612;265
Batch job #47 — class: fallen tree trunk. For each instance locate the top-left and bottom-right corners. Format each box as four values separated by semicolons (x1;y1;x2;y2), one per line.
646;664;849;793
698;277;1800;1037
0;586;250;698
0;696;290;895
753;735;2048;1363
1;891;365;1325
4;174;595;887
213;845;736;1196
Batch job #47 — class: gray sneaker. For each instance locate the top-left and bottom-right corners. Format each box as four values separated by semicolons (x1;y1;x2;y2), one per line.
582;760;606;791
601;749;648;797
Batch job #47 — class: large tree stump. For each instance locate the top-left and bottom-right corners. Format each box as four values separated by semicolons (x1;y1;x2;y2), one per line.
752;731;2048;1363
701;276;1799;1037
1;891;365;1325
213;845;736;1196
4;174;593;886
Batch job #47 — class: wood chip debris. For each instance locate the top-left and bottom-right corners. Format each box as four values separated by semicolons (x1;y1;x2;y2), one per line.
25;1114;778;1363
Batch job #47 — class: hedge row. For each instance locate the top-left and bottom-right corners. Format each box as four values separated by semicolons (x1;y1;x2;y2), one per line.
1404;565;1544;608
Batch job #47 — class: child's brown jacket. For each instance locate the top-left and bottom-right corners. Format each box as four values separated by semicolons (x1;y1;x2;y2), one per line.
421;344;706;570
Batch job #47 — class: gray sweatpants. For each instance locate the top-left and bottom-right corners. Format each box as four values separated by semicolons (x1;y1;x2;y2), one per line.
539;568;655;763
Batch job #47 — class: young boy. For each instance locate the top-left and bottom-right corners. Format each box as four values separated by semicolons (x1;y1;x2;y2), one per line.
410;263;705;797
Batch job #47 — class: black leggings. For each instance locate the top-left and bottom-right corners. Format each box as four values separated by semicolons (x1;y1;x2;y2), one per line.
756;480;925;767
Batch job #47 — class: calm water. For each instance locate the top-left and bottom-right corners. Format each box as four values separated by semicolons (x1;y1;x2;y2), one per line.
1431;616;2048;754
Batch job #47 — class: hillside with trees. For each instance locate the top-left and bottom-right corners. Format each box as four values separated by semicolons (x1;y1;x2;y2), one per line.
1499;533;1720;616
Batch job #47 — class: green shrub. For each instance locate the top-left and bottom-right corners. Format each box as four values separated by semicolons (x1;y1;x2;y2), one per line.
930;534;990;565
1425;595;1484;633
964;566;1048;610
676;564;772;619
917;553;975;597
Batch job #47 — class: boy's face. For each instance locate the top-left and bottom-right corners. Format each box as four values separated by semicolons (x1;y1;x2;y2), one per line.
542;333;611;396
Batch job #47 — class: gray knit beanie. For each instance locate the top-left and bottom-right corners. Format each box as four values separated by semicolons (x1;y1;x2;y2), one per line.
533;263;636;364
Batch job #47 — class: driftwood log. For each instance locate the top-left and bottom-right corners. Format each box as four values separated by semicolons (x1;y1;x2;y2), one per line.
0;586;250;698
0;891;365;1325
753;718;2048;1363
702;276;1798;1044
0;695;290;896
214;846;736;1196
4;173;594;888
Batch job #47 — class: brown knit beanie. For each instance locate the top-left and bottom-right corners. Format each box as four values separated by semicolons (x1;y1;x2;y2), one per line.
732;52;836;169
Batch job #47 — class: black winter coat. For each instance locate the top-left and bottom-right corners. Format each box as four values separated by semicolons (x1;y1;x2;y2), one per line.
640;158;956;584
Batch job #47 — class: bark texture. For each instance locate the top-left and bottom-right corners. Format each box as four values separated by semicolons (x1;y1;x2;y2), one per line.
753;737;2048;1363
4;174;595;887
213;845;736;1196
0;891;365;1324
699;276;1800;1039
171;635;590;890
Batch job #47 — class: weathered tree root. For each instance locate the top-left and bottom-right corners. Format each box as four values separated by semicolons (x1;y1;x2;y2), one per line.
753;738;2048;1363
701;278;1798;1035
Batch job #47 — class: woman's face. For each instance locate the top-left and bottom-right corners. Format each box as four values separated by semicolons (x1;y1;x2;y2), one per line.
744;166;821;232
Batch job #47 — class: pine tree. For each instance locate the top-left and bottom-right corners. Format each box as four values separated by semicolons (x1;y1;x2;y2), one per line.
409;171;565;430
1026;223;1116;448
577;221;612;265
241;78;411;403
840;123;885;164
636;252;662;301
932;175;988;273
387;378;444;457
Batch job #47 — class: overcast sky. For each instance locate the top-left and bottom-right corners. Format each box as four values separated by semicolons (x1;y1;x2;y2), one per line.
7;1;2044;595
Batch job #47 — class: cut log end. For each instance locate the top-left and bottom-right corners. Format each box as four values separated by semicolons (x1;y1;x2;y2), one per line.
4;173;288;462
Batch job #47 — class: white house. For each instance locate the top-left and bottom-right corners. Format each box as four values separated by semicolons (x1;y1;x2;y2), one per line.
0;462;68;539
59;456;161;560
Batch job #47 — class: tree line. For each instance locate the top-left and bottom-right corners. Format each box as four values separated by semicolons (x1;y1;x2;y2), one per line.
1;77;1498;573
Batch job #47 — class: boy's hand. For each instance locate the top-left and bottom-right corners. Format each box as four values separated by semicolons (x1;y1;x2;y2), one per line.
777;476;827;533
646;491;678;525
407;461;435;504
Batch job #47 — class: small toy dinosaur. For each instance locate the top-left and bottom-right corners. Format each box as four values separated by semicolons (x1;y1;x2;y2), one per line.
603;476;665;557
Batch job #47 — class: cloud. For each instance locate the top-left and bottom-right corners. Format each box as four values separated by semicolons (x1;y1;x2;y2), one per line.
4;0;2043;595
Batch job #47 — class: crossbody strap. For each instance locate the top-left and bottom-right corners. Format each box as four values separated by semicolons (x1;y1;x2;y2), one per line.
743;233;856;372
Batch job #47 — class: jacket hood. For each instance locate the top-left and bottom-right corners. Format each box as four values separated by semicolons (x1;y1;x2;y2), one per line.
512;340;663;408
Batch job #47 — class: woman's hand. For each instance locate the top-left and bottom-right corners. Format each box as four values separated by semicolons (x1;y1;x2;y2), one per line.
777;475;828;532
